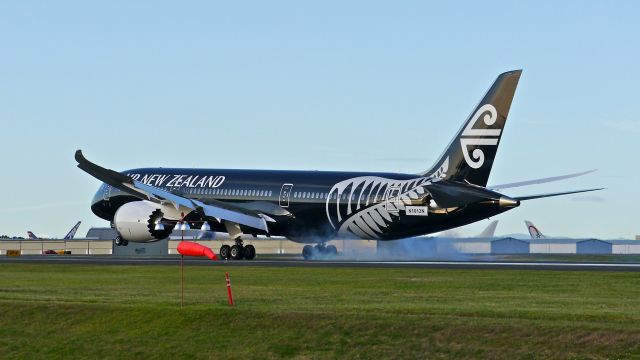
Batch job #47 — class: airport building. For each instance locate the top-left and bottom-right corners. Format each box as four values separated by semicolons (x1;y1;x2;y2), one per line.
1;227;639;256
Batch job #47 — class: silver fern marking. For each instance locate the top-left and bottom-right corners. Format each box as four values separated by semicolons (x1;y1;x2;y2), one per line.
325;157;449;239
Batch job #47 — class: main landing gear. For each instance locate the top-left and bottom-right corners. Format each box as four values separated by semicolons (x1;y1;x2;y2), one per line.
302;243;338;260
219;239;256;260
114;236;129;247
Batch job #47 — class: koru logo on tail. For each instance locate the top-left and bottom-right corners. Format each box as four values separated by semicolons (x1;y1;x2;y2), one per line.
460;104;500;169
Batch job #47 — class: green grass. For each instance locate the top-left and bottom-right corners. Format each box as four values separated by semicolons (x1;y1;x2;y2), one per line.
1;264;639;359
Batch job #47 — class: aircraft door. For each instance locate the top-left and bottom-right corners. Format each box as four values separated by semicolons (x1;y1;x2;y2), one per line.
279;183;293;208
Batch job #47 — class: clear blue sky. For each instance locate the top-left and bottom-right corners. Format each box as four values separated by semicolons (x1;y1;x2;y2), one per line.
1;1;638;239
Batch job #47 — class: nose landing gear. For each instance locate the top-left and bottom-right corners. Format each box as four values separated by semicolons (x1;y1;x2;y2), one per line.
219;239;256;260
302;243;338;260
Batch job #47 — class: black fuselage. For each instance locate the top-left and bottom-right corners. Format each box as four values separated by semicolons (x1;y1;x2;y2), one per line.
92;167;511;243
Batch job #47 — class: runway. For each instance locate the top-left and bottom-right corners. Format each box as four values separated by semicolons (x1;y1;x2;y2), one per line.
2;255;640;271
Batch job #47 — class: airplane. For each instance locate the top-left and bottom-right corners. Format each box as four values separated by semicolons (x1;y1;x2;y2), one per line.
439;220;499;239
525;220;546;239
27;221;82;240
76;70;602;260
525;220;588;240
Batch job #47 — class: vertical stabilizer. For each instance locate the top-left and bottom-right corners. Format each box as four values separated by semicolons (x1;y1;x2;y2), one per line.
477;220;499;238
27;231;38;240
422;70;522;186
525;220;545;239
63;221;82;240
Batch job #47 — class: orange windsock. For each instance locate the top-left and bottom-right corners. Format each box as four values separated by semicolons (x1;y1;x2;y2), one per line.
177;241;218;260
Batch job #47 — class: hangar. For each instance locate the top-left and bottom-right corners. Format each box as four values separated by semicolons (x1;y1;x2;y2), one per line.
576;239;612;254
2;227;640;257
490;238;530;254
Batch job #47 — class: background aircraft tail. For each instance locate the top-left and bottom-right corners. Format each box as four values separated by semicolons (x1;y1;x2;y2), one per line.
477;220;498;238
422;70;522;187
27;231;38;240
525;220;546;239
63;221;82;240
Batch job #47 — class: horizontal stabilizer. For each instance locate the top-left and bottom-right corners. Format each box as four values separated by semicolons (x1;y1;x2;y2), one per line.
489;169;597;191
514;188;604;201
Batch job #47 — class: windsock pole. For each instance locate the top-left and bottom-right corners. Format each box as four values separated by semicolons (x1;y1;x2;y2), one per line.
181;213;185;308
225;272;234;306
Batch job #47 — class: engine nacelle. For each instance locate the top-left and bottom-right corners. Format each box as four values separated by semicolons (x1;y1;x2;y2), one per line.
113;201;174;242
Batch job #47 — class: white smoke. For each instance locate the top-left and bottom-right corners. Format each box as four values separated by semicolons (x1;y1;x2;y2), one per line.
335;237;472;261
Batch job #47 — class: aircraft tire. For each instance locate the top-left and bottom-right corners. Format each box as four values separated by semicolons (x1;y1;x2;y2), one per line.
302;245;314;260
114;236;123;246
123;240;129;246
220;245;231;260
244;245;256;260
230;245;244;260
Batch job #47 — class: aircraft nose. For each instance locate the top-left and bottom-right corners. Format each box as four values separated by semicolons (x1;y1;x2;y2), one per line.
91;184;105;206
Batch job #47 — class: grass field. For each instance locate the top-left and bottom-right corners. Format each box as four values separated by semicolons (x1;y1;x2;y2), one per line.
1;263;640;359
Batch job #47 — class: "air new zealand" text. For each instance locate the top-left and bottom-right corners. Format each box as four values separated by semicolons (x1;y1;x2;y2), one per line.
126;174;225;188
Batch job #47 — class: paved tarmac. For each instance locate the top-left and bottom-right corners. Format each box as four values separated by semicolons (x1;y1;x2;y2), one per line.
2;255;640;271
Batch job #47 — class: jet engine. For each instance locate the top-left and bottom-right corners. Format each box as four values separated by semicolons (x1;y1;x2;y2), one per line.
113;201;174;242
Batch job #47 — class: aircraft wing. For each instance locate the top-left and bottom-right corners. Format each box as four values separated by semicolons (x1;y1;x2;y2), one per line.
75;150;269;232
488;170;597;191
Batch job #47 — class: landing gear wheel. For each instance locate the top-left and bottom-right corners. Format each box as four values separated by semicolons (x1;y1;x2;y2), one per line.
219;245;231;260
114;236;123;246
230;245;244;260
244;245;256;260
302;245;314;260
326;245;337;257
122;240;129;246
